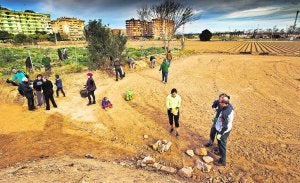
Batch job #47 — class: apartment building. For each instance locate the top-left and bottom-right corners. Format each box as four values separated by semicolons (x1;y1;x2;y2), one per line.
51;17;85;41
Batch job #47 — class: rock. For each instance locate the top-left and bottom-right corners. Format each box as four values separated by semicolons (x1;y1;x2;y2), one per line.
186;149;195;157
195;148;207;156
84;154;94;159
149;162;162;170
158;144;166;153
164;142;172;151
203;156;214;163
144;135;149;139
152;140;161;151
136;160;142;167
195;160;212;173
160;166;177;174
178;167;193;178
142;156;155;164
162;140;168;144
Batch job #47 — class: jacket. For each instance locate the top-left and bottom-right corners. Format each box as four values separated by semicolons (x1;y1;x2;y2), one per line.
215;104;234;135
33;79;43;91
212;100;222;118
166;94;181;109
86;78;96;92
114;60;121;69
11;71;26;84
19;82;33;98
42;80;54;96
25;57;32;68
55;78;63;88
160;61;170;73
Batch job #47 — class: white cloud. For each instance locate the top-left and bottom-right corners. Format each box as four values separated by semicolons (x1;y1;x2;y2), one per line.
223;6;283;19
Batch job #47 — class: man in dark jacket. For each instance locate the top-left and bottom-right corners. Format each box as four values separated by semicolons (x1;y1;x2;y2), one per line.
33;74;44;107
86;72;96;105
42;55;51;73
19;77;35;111
114;58;123;81
25;56;33;73
42;76;57;110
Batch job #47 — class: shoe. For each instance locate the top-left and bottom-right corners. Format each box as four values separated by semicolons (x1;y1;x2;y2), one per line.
53;106;57;108
92;101;96;104
116;79;118;81
169;128;174;133
46;108;50;110
214;159;226;166
204;142;213;147
87;102;92;106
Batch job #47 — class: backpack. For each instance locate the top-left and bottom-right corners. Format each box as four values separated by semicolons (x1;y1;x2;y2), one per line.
125;90;134;101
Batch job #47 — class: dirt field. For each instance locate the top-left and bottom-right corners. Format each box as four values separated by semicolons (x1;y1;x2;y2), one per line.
0;53;299;182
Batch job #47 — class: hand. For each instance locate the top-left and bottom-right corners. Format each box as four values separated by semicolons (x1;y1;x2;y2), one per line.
216;134;222;140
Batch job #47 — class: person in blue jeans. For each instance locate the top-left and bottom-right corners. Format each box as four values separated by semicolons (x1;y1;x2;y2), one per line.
159;59;170;84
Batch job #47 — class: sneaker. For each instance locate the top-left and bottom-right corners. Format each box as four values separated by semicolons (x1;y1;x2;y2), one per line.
92;101;96;104
87;102;92;106
204;142;213;147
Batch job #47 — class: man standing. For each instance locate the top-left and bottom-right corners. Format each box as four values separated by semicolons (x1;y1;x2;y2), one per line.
114;58;123;81
33;74;44;107
159;59;170;84
42;55;51;73
214;96;234;166
166;88;181;136
19;77;35;111
25;56;33;73
42;76;57;110
204;93;227;147
86;72;96;105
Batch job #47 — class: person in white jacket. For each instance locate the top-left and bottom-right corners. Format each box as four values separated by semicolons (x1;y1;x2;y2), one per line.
166;88;181;136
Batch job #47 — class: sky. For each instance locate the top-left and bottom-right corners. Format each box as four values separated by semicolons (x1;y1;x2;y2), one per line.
0;0;299;33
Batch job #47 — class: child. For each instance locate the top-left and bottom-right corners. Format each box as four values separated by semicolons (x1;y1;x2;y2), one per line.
101;97;113;109
55;74;66;97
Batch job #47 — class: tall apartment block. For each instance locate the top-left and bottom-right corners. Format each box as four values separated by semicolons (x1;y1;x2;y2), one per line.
0;7;51;34
51;17;85;41
152;18;174;39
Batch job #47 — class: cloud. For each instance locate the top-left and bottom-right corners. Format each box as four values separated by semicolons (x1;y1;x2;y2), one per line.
223;6;283;19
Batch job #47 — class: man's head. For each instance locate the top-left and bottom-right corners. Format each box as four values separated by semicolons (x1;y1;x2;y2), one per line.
55;74;59;79
11;67;17;74
171;88;177;98
220;96;230;108
218;93;230;102
43;76;48;82
37;74;43;80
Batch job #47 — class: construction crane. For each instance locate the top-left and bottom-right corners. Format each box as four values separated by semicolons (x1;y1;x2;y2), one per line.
293;10;299;32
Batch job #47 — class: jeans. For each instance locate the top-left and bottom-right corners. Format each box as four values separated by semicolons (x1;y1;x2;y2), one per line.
56;87;65;97
217;131;231;163
162;72;168;83
36;91;44;106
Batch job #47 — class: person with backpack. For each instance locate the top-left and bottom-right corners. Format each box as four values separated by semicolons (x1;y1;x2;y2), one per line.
25;56;33;74
42;76;57;110
214;96;234;167
204;93;228;147
33;74;44;107
150;56;156;68
166;88;181;136
8;67;28;95
159;59;170;84
55;74;66;97
86;72;96;105
19;77;35;111
114;58;123;81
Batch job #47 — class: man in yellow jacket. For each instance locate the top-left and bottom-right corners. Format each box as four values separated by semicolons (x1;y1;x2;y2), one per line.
166;88;181;136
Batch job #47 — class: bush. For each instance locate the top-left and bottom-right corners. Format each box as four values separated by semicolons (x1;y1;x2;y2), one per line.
199;29;212;41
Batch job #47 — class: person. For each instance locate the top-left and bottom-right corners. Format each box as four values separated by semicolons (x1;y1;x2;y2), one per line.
25;56;33;73
63;48;68;60
166;88;182;136
42;76;57;110
55;74;66;97
159;59;170;84
128;57;136;69
57;49;63;61
204;93;228;147
166;50;172;66
150;55;156;68
214;96;234;166
42;55;51;73
33;74;44;107
86;72;96;105
9;68;27;95
19;77;35;111
101;97;113;109
114;58;123;81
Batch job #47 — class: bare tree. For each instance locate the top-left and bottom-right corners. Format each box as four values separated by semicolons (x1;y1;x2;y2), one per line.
137;0;199;50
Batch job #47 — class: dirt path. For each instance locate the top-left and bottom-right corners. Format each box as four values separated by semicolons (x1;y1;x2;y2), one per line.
0;53;299;182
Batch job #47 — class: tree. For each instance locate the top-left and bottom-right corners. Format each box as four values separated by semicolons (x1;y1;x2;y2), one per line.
0;31;13;41
13;34;27;44
85;19;127;70
137;0;199;50
199;29;212;41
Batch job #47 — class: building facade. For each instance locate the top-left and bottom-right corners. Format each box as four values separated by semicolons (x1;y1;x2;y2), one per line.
51;17;85;41
0;8;51;34
125;18;174;39
111;29;126;36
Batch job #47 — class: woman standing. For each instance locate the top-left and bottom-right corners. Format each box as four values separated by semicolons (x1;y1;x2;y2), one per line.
86;72;96;105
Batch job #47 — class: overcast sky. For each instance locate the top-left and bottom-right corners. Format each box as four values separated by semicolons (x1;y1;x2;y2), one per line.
1;0;299;33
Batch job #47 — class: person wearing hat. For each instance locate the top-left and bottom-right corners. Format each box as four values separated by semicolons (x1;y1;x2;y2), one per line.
19;77;35;111
166;88;181;136
42;76;57;110
113;58;123;81
214;96;234;166
86;72;96;105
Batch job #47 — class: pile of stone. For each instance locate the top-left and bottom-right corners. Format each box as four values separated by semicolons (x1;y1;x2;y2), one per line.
152;140;172;153
137;156;177;174
184;147;215;173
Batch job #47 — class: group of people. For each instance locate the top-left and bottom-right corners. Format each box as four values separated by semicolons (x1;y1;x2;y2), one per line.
8;68;66;111
166;88;234;167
